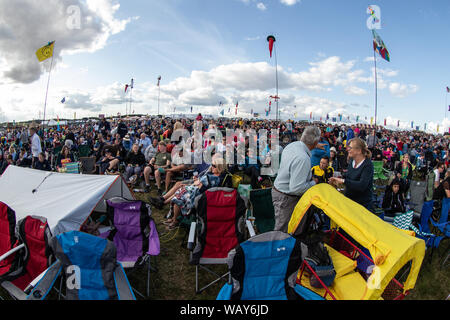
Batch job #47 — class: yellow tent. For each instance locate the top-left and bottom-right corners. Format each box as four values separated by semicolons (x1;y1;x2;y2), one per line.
288;184;425;300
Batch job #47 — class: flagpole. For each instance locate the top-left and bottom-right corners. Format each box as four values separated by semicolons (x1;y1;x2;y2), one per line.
275;43;279;122
42;49;55;137
373;47;378;126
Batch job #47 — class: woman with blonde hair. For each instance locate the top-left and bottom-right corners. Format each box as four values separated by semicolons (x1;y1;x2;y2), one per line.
329;137;375;212
152;154;226;229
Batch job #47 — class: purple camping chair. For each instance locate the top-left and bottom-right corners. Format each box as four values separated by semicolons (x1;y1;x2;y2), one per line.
100;197;160;298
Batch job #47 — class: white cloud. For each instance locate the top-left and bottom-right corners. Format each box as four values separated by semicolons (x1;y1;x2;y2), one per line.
0;0;135;84
389;83;419;98
280;0;301;6
256;3;267;10
344;86;368;96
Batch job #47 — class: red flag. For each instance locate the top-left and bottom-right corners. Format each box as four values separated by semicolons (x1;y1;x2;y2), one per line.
267;35;276;58
384;119;387;126
125;84;129;93
447;86;450;93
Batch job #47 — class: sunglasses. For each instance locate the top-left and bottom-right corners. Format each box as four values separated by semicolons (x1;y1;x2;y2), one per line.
211;164;217;168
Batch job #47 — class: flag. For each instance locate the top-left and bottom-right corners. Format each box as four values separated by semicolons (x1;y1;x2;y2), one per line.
370;117;373;125
424;123;427;130
130;79;134;89
267;35;276;58
251;109;253;116
326;114;329;120
157;76;161;87
191;106;193;113
372;30;390;62
437;125;440;132
125;84;129;93
36;41;55;62
384;119;387;126
235;102;239;115
61;97;66;104
57;115;60;132
339;114;343;122
294;112;298;118
356;116;359;122
411;121;414;129
220;109;224;116
266;109;269;117
397;120;400;127
310;112;312;120
447;86;450;93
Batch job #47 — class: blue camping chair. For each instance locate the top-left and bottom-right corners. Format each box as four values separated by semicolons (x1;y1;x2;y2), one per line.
217;231;324;300
14;231;136;300
420;198;450;265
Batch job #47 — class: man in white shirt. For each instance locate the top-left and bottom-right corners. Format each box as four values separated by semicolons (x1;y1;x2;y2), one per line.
272;126;320;232
30;127;42;168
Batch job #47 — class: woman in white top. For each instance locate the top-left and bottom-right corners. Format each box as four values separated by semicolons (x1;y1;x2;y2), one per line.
434;162;445;189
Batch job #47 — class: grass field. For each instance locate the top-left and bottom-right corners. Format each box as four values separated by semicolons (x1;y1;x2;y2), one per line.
1;179;448;300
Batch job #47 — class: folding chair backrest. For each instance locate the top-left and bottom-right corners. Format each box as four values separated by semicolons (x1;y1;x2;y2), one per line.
80;157;96;174
222;231;305;300
393;211;414;231
49;231;135;300
419;201;435;234
0;202;19;278
78;145;91;158
64;162;80;174
409;181;426;214
191;188;246;265
249;188;275;233
105;198;160;263
10;216;53;291
439;197;450;226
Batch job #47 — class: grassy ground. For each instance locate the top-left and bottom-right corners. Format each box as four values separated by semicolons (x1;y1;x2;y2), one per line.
0;176;448;300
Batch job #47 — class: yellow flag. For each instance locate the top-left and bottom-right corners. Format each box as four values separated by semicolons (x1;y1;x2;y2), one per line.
36;41;55;62
437;125;440;133
370;117;373;125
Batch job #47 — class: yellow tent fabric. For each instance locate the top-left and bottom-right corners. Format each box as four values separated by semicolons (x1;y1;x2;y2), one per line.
288;184;425;300
36;41;55;62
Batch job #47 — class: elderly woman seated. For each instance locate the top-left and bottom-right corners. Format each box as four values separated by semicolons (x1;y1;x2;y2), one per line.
149;155;227;230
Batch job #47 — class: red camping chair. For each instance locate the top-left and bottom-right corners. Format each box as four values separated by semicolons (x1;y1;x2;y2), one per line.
0;216;54;299
187;187;254;294
0;202;20;280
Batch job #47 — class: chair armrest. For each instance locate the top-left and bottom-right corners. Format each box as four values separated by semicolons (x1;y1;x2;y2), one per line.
0;244;25;263
246;220;256;238
24;268;49;293
1;281;28;300
187;222;197;251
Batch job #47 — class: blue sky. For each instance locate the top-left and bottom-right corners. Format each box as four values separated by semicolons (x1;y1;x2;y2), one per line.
1;0;449;132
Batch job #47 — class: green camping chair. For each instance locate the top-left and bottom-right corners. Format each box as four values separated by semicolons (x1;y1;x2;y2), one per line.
247;188;275;234
78;145;92;158
373;161;389;181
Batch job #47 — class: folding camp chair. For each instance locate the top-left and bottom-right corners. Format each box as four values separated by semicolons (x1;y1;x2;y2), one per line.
0;202;20;281
373;161;390;181
420;197;450;265
406;181;427;221
79;157;97;174
187;187;254;294
0;216;54;300
100;197;160;298
64;162;80;174
77;145;91;158
21;231;136;300
217;231;324;300
392;210;442;250
247;188;275;234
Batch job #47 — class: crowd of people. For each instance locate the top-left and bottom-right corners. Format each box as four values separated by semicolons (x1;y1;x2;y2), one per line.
0;114;449;230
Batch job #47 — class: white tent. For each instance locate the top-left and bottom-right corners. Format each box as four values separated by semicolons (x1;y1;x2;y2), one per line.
0;166;134;235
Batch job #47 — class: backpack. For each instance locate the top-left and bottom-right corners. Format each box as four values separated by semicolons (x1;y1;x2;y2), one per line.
302;232;336;288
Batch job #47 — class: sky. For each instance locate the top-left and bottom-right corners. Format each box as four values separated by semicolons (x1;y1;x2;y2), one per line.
0;0;449;133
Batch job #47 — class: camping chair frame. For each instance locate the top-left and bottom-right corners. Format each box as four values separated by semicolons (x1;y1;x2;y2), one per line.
296;229;408;300
187;220;255;294
101;198;159;299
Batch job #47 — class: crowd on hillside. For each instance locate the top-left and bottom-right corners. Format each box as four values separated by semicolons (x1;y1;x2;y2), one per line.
0;115;449;229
